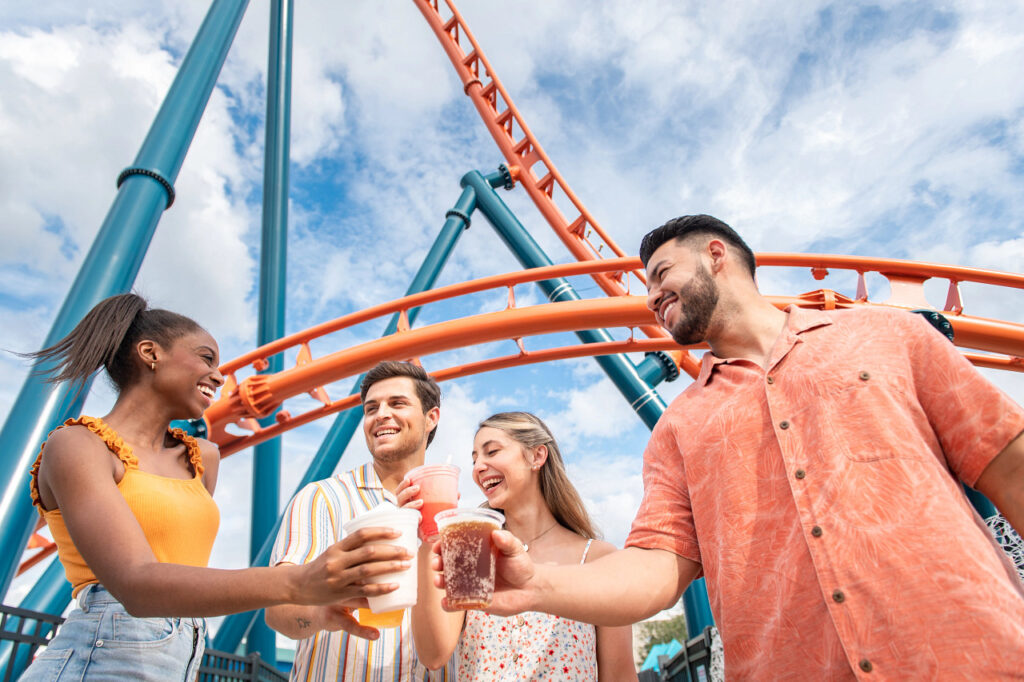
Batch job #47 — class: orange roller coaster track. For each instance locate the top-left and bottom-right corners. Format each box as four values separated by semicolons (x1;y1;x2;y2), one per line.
202;254;1024;458
410;0;704;374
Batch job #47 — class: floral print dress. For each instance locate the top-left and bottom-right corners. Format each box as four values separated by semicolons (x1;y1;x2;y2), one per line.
456;539;598;680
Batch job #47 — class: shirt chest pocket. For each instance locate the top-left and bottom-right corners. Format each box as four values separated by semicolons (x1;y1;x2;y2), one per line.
814;367;928;463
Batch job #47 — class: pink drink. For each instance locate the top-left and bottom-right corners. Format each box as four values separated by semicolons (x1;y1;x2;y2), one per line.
436;508;504;609
404;464;459;541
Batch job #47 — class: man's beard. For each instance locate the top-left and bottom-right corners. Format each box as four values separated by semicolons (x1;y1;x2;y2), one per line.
668;265;719;346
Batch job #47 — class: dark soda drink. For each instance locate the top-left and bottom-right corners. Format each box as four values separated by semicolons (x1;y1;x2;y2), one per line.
436;509;504;609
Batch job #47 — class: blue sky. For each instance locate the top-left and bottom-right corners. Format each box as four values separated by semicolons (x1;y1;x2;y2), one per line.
2;0;1023;636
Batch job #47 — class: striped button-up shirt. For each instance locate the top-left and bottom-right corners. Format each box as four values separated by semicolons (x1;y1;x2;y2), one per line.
271;462;454;682
627;306;1024;679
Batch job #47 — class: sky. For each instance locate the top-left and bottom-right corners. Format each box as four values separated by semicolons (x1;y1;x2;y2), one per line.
2;0;1023;642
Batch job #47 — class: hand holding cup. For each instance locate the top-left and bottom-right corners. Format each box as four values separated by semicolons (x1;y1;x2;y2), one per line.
432;526;538;616
294;527;411;606
402;464;459;542
342;506;421;617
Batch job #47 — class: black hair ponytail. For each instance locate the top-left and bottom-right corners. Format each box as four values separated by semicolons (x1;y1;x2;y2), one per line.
24;293;201;392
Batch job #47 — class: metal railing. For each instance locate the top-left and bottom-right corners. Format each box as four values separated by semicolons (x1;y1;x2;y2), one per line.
199;649;287;682
1;603;285;682
639;626;717;682
0;603;64;682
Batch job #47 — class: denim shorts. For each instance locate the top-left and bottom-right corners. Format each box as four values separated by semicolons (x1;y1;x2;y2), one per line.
20;584;206;681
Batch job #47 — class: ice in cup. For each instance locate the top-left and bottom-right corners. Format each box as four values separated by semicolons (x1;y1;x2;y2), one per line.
435;508;505;610
404;464;460;541
341;504;421;614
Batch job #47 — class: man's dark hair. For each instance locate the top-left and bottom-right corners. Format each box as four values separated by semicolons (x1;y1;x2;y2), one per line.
360;361;442;445
639;214;757;279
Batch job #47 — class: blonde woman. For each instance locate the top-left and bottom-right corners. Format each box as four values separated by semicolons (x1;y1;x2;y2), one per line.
400;412;637;680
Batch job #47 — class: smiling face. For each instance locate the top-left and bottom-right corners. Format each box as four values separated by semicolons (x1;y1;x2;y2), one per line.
471;426;539;508
362;376;439;464
149;329;223;420
645;238;720;346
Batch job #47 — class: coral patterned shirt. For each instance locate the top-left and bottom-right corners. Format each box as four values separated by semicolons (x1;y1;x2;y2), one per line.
627;306;1024;679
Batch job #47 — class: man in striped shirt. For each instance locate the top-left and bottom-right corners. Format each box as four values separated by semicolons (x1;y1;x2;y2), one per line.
266;361;455;681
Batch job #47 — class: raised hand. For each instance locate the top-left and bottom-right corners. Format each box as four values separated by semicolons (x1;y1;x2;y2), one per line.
395;478;423;511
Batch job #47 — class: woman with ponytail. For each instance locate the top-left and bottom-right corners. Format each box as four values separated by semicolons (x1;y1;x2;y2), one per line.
401;412;637;680
21;293;413;681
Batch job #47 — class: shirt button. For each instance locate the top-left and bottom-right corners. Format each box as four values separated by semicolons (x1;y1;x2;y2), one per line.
832;589;845;603
512;653;520;662
779;420;790;430
859;659;873;672
811;525;822;537
859;371;870;381
766;375;775;384
795;469;806;479
96;640;104;647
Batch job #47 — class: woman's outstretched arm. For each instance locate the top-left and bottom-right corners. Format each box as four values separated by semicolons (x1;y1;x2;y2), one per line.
40;426;410;617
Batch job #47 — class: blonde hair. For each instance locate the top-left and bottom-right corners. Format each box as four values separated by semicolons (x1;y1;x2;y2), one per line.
478;412;599;540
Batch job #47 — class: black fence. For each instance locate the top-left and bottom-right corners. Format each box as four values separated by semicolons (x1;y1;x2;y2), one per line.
0;603;64;682
638;626;716;682
199;650;287;682
0;603;285;682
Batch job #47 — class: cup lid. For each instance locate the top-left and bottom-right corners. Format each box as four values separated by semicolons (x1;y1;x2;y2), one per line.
342;502;421;534
405;463;460;479
435;507;505;527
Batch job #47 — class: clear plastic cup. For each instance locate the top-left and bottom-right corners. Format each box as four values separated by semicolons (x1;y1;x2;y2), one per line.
341;504;421;613
404;464;460;541
435;508;505;609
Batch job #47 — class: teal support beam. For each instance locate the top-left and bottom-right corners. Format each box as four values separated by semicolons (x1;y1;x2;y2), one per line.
964;485;998;519
461;169;670;428
213;185;478;650
0;0;250;601
247;0;293;663
463;168;714;634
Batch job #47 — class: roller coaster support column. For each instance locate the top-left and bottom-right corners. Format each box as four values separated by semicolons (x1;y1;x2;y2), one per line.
246;0;293;662
213;183;480;651
0;0;249;601
463;168;715;635
462;169;673;426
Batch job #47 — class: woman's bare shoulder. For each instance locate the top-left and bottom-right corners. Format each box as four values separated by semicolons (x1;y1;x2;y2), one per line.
41;424;111;464
584;538;618;562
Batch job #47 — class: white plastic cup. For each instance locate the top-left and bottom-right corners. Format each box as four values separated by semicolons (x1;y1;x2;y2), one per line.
341;504;421;612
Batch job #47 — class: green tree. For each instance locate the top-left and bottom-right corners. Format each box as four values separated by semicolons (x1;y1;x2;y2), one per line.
636;611;688;666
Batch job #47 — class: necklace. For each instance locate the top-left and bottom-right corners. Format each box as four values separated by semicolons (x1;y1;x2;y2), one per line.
521;521;559;552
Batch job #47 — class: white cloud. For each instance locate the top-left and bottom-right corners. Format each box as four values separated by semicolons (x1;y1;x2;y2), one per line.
567;452;645;547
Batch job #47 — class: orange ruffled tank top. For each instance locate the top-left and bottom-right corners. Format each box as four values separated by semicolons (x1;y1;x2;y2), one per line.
29;416;220;596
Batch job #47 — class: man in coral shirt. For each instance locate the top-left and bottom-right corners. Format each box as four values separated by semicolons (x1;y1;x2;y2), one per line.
472;215;1024;678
